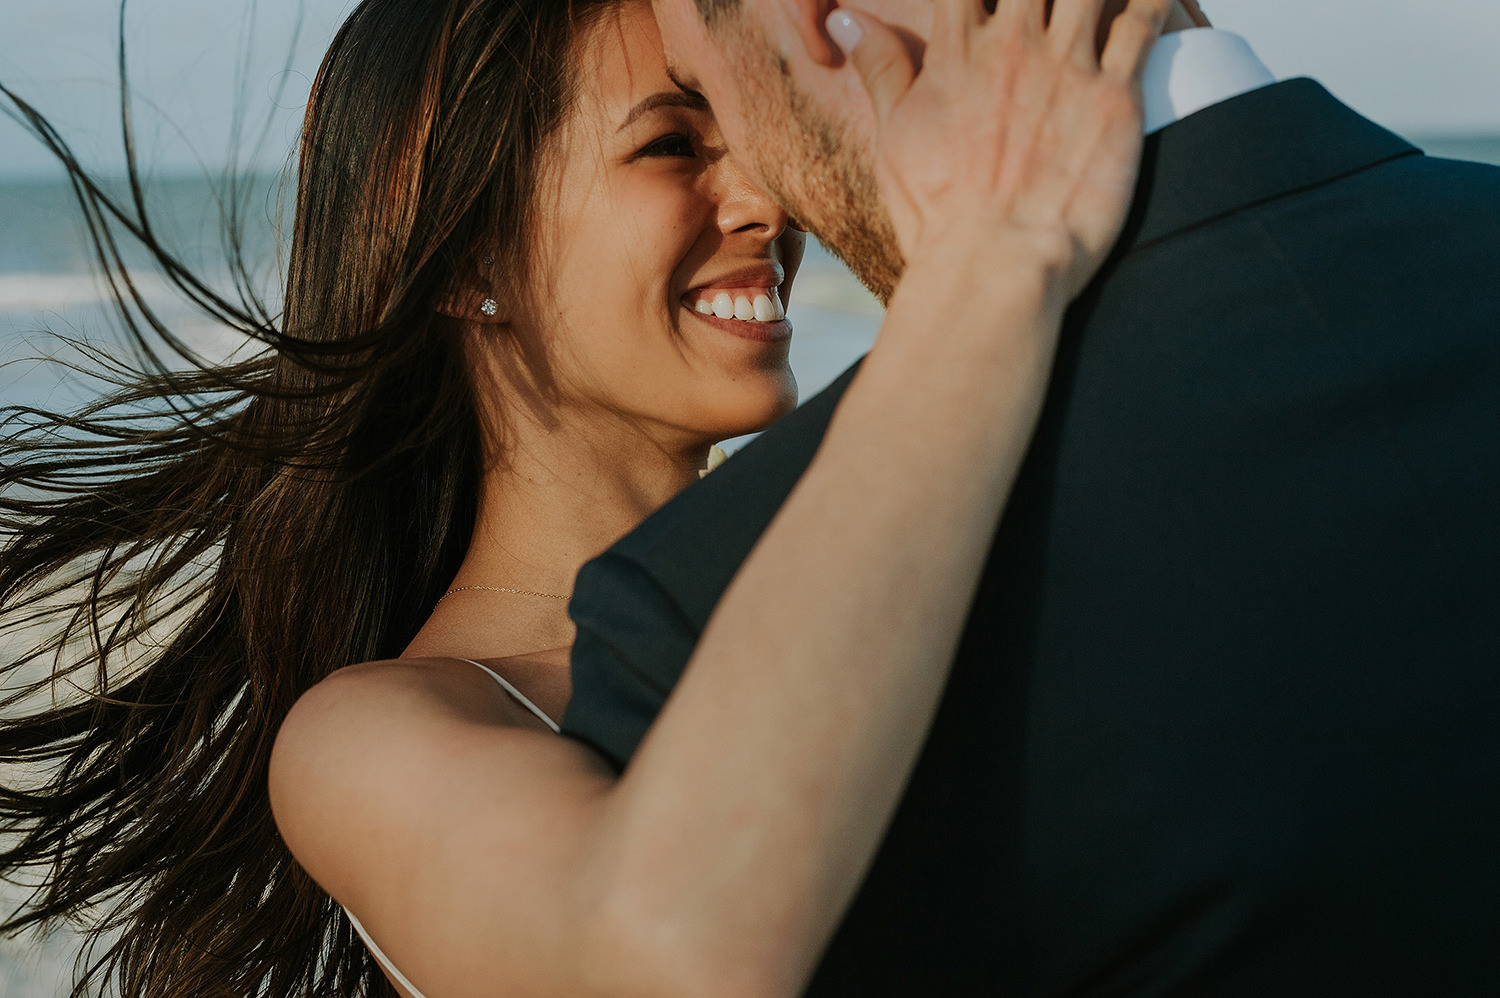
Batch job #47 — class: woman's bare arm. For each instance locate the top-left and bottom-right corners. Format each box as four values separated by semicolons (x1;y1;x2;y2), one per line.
269;1;1168;996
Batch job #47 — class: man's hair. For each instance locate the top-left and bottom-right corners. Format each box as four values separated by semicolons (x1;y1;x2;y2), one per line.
695;0;742;26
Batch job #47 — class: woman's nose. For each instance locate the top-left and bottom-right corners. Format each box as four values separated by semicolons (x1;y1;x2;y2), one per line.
713;158;790;240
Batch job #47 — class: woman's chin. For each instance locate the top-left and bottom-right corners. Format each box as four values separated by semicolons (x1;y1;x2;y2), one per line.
705;374;798;440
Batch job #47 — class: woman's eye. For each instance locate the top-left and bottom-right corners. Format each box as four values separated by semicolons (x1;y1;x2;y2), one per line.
637;133;698;159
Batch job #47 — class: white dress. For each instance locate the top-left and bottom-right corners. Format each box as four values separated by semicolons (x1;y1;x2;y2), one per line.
343;659;561;998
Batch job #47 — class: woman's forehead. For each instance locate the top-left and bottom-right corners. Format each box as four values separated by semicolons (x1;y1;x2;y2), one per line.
573;1;679;123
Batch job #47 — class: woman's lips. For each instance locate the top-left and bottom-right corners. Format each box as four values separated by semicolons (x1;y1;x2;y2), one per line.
685;303;793;343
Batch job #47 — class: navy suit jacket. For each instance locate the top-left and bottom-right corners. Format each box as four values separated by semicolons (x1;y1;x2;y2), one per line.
562;81;1500;994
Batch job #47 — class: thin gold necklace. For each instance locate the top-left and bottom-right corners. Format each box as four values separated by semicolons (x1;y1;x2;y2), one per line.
436;584;571;607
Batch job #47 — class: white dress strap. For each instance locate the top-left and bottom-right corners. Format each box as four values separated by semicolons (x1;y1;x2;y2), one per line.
342;658;560;997
458;658;561;732
346;907;430;998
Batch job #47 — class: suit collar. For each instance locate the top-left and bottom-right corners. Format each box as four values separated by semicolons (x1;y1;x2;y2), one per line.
1118;79;1421;255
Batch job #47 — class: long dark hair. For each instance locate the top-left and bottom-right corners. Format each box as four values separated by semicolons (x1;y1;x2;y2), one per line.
0;0;611;993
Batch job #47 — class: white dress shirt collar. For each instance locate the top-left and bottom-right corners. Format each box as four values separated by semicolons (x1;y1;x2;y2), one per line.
1141;28;1278;135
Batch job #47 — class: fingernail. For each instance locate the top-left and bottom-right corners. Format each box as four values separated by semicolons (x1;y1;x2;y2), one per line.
826;10;863;53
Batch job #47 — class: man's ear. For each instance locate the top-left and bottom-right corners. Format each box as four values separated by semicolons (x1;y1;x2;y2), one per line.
786;0;845;67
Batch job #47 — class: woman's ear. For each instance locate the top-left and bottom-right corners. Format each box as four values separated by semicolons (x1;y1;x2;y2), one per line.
436;288;507;324
436;254;508;323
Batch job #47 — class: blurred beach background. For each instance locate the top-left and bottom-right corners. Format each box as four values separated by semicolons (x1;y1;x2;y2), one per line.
3;0;1499;991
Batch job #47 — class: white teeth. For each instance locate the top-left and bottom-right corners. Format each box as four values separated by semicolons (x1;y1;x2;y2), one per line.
692;288;788;323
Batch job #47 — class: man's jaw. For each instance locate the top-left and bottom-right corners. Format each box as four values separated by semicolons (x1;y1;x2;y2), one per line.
749;71;904;305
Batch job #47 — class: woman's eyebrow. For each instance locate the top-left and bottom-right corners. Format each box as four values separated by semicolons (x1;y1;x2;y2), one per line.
618;90;710;131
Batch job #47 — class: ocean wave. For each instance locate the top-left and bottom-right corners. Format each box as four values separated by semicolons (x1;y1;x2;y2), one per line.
0;271;179;310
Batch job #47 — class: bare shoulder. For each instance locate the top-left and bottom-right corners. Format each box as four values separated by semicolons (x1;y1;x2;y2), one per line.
275;657;551;753
270;660;534;816
269;658;612;916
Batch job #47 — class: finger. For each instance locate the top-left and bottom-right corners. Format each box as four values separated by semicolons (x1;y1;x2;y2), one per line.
995;0;1046;37
827;9;919;126
1045;0;1109;61
930;0;984;54
1099;0;1171;81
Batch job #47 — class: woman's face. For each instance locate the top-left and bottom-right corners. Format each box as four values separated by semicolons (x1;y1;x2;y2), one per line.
509;0;804;449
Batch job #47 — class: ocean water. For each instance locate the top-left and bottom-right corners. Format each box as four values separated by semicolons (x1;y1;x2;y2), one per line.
4;136;1500;991
1417;135;1500;167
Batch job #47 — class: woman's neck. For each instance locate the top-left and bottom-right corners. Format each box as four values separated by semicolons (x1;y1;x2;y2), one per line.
473;413;708;593
406;407;712;662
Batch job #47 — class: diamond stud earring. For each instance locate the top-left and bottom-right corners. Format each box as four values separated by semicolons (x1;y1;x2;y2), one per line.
480;298;499;317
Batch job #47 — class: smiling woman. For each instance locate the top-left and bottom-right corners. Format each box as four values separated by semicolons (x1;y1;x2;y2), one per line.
0;0;808;990
1;1;745;994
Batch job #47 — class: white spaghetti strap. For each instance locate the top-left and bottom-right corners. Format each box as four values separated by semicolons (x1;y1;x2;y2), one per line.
345;907;430;998
342;657;564;990
459;658;561;733
342;658;560;996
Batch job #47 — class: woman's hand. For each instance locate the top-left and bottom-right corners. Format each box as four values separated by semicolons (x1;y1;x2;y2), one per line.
828;0;1170;301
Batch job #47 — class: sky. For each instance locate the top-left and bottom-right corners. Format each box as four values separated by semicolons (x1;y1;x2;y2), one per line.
2;0;1499;179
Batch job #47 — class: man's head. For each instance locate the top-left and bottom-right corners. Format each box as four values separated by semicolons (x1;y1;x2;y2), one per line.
654;0;906;300
653;0;1208;302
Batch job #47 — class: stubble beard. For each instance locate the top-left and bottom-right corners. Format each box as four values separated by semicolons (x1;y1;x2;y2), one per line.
744;54;905;306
